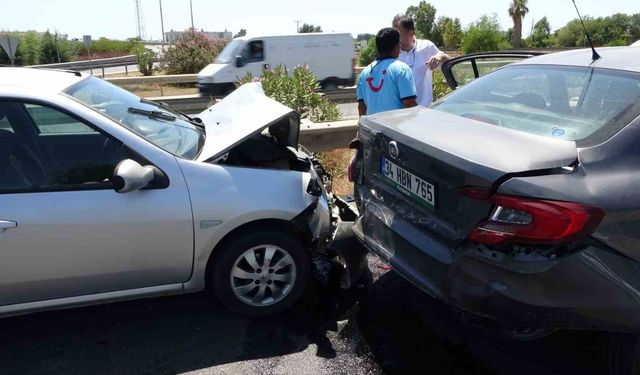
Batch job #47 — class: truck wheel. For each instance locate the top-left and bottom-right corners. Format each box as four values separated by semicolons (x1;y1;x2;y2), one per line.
321;79;338;91
604;333;640;375
212;228;310;317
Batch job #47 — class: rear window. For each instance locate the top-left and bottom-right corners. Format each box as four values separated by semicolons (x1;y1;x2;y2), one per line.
432;65;640;142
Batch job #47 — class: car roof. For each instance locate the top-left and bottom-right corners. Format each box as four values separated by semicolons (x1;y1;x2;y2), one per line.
513;46;640;73
0;67;86;93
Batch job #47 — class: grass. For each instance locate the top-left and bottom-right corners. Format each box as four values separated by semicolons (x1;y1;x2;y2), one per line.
104;70;198;97
318;148;354;197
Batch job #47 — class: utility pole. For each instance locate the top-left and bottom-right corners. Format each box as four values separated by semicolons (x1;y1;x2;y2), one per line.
159;0;165;42
135;0;146;40
293;20;301;33
190;0;194;30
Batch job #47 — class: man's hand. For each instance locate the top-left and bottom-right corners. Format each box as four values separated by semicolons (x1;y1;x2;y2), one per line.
426;51;450;70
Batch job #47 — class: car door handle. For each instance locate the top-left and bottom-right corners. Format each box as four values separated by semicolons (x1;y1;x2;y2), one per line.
0;220;17;232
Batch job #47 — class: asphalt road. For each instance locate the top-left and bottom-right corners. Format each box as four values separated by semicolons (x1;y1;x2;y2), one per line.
0;255;606;375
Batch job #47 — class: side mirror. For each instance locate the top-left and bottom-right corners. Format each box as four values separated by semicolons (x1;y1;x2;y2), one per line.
112;159;156;193
235;55;245;68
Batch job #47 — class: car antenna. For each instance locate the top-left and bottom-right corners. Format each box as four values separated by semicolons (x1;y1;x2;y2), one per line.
571;0;600;61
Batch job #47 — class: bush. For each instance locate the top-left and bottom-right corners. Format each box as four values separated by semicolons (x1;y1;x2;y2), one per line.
237;65;341;122
163;29;227;74
432;69;452;101
134;47;155;76
91;37;141;55
358;37;376;66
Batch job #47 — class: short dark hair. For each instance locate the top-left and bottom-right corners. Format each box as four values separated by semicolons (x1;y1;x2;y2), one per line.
376;27;400;55
392;14;415;32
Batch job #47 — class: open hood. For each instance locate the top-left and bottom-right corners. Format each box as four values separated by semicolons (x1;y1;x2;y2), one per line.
195;83;299;162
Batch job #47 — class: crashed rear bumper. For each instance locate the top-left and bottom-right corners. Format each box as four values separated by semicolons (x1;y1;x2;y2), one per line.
354;199;640;333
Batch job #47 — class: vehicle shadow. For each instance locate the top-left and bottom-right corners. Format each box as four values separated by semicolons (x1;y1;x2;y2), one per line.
356;264;606;375
0;287;350;375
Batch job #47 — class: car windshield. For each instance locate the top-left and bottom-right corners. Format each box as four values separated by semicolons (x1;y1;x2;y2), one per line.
215;39;245;64
64;76;204;159
432;65;640;142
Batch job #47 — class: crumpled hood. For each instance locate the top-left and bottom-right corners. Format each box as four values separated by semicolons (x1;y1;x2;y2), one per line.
195;83;297;162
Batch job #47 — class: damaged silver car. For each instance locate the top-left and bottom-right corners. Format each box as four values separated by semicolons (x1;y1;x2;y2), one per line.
351;47;640;374
0;68;366;318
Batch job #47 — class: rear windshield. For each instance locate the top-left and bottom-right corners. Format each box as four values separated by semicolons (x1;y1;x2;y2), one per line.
432;65;640;142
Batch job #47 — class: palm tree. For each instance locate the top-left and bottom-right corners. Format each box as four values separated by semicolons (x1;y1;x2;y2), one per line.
508;0;529;48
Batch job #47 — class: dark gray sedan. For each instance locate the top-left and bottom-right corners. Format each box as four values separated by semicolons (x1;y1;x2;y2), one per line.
351;46;640;375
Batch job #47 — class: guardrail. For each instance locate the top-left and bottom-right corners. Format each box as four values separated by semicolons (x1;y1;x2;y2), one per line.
106;74;197;85
144;88;356;114
29;55;137;72
299;119;358;152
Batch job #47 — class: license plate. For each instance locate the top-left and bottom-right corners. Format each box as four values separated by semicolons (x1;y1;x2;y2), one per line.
381;157;435;208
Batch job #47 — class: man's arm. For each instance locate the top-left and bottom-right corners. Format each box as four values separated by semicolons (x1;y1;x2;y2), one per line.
358;100;367;117
402;98;417;108
427;50;450;70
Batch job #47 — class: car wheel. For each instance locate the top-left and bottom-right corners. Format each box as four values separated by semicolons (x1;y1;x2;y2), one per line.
212;228;310;317
604;333;640;375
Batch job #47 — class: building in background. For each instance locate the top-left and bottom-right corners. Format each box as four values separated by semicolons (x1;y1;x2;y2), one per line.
164;29;232;43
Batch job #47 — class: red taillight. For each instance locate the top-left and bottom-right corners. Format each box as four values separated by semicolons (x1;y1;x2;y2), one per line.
464;191;605;245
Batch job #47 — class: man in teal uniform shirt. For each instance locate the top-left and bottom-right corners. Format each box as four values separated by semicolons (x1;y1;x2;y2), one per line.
357;28;417;116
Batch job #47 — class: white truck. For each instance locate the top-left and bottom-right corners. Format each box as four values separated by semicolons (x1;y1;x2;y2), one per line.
197;33;355;96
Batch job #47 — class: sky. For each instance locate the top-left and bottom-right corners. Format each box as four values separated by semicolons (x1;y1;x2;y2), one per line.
0;0;637;41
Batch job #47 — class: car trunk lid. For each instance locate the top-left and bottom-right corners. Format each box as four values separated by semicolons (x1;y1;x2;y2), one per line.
358;106;577;246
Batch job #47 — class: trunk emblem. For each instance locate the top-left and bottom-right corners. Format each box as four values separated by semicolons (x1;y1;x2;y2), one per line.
389;141;399;159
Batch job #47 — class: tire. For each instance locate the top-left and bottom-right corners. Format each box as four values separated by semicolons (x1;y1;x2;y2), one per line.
223;84;236;96
321;79;339;91
212;228;310;317
605;333;640;375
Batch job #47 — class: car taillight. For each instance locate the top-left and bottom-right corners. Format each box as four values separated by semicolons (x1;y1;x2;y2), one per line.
462;190;605;245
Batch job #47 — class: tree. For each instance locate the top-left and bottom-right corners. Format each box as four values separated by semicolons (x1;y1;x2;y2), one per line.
357;33;374;41
16;31;41;65
298;24;322;33
39;31;73;64
358;37;376;66
233;29;247;38
405;1;437;40
443;18;463;49
432;16;449;47
527;17;552;47
462;14;510;54
508;0;529;48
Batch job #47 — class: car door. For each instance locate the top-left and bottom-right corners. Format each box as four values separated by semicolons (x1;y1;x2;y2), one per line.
0;100;194;306
441;52;542;89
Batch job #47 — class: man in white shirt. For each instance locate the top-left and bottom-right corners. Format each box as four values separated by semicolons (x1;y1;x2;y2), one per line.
392;15;450;106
